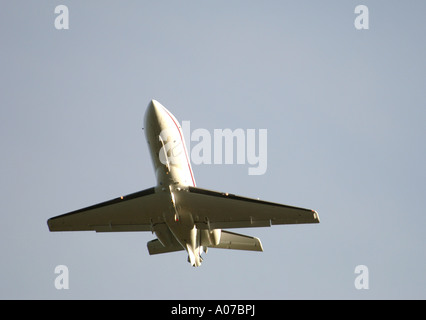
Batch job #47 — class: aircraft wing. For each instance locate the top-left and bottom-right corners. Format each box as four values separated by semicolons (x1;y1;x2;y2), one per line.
48;186;319;232
179;186;320;230
47;187;163;232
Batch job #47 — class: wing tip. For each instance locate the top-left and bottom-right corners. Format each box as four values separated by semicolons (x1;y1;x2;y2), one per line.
312;210;320;223
255;237;264;252
47;218;54;232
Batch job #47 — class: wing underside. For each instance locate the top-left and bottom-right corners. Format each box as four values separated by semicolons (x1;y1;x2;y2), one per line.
48;186;319;232
47;186;319;254
179;186;320;230
47;187;161;232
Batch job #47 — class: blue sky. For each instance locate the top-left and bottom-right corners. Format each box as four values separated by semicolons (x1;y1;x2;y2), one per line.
1;1;425;299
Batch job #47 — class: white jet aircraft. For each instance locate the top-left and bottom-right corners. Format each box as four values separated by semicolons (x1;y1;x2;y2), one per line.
48;100;320;267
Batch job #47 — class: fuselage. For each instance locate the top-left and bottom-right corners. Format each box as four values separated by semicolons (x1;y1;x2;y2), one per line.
144;100;196;188
144;100;203;266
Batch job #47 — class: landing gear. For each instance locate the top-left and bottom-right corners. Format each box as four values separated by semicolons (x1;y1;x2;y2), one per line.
187;253;203;266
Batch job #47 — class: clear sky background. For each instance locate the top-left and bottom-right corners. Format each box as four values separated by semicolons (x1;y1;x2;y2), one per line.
1;1;425;299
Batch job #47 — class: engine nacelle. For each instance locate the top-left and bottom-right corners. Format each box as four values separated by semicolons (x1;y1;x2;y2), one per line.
211;229;221;245
200;229;221;246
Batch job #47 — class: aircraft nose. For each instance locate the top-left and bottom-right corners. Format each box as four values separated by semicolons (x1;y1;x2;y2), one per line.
144;99;163;127
148;99;161;110
147;99;162;116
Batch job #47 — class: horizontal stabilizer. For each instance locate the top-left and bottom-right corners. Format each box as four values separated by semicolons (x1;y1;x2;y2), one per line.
147;239;184;255
210;230;263;252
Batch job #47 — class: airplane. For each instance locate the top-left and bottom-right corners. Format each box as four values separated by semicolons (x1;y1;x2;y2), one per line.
47;100;320;267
